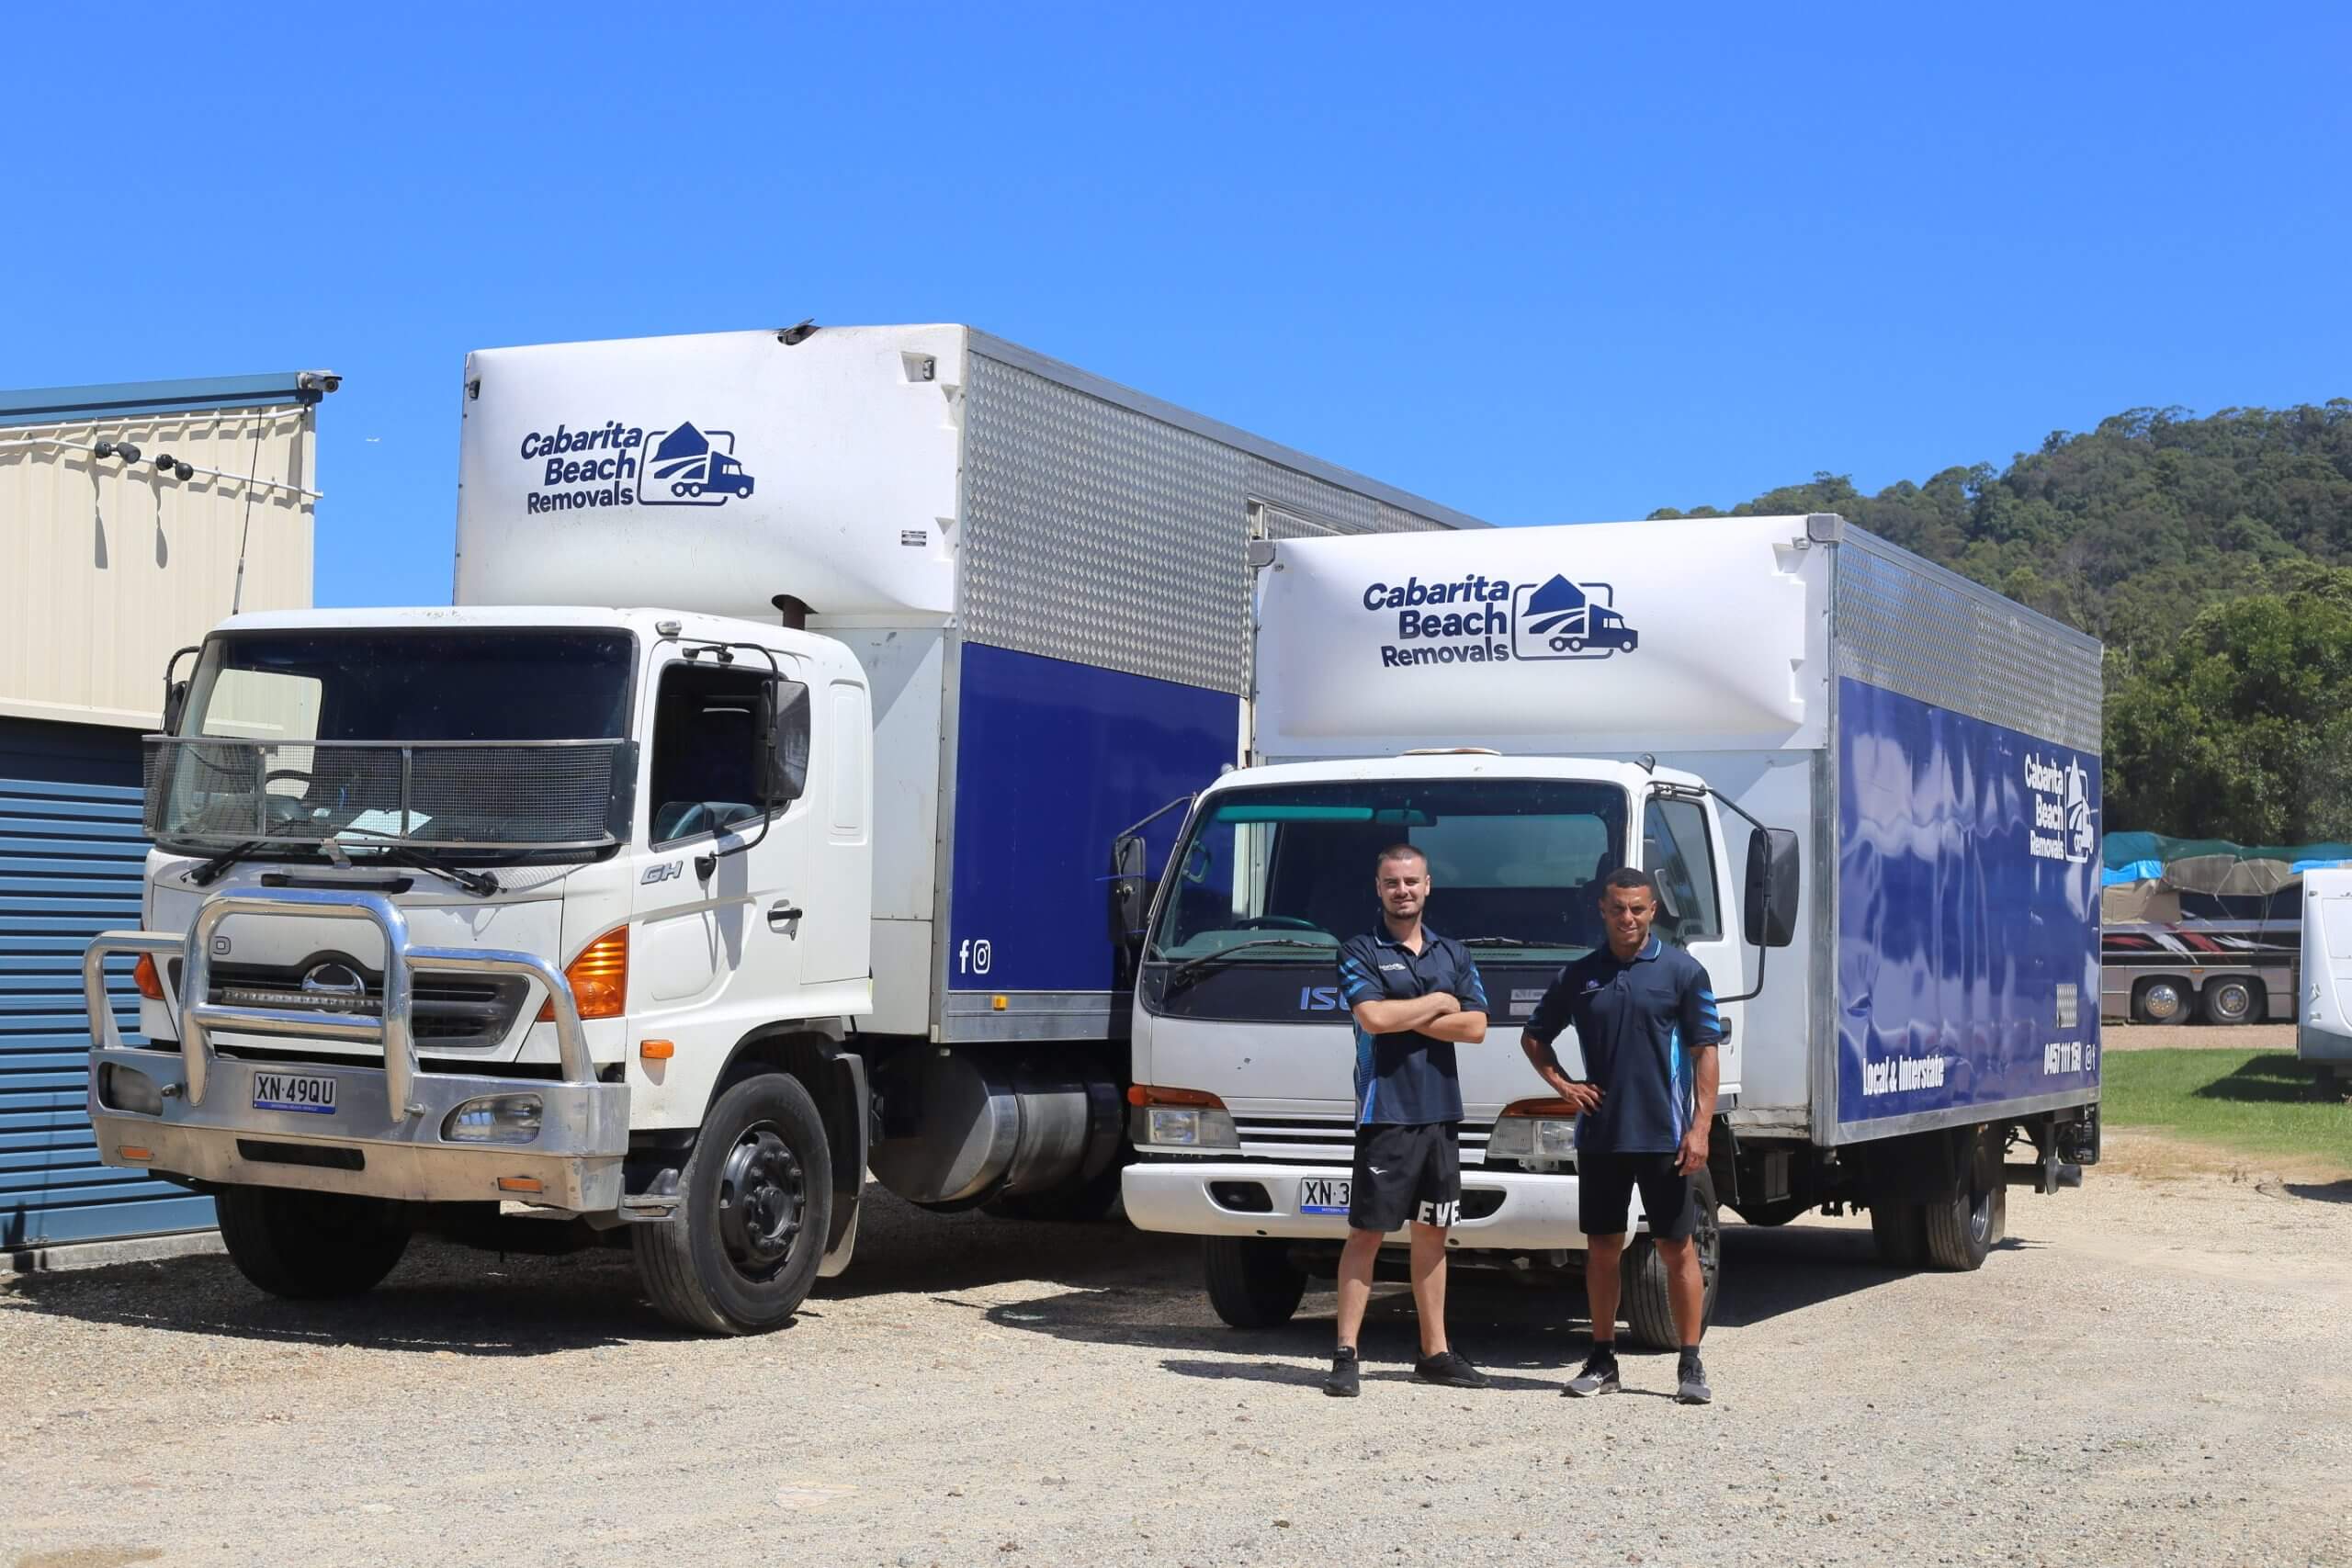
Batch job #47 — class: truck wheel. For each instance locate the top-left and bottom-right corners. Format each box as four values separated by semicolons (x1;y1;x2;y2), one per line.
1922;1138;2002;1271
2200;978;2260;1026
215;1186;409;1300
634;1072;832;1335
1566;637;1586;653
1618;1170;1720;1351
1203;1236;1306;1329
2132;978;2191;1025
1869;1198;1927;1268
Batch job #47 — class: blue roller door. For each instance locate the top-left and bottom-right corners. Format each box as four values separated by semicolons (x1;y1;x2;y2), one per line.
0;716;213;1248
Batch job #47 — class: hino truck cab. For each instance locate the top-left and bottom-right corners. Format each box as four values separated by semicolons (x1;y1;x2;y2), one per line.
87;606;875;1332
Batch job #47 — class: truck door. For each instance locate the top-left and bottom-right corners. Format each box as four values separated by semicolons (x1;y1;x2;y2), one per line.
1641;795;1743;1098
633;653;813;1051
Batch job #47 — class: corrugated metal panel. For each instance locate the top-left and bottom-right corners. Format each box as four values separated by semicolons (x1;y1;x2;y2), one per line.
0;717;210;1249
0;402;315;728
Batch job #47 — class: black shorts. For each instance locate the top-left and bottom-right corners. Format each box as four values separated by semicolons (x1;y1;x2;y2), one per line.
1349;1121;1462;1233
1577;1149;1697;1241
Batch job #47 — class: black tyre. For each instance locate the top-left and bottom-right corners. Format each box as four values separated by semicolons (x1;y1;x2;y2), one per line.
215;1185;410;1300
1203;1236;1307;1329
634;1072;832;1335
1923;1133;2003;1271
2200;977;2260;1026
1869;1197;1928;1268
2132;977;2191;1025
1618;1169;1720;1351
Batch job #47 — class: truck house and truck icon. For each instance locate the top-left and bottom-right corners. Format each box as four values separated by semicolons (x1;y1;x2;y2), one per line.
1512;573;1638;659
646;422;755;503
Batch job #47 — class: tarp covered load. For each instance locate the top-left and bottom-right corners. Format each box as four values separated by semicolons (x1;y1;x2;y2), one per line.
2100;831;2352;895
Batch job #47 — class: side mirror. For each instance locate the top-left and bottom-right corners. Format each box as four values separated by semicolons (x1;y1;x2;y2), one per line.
1108;832;1152;948
1744;828;1801;948
161;679;189;735
758;680;811;806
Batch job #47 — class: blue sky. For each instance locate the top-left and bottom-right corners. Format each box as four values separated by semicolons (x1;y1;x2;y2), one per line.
6;4;2346;608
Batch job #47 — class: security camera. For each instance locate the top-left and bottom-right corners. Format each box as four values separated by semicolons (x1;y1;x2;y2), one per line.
113;442;141;463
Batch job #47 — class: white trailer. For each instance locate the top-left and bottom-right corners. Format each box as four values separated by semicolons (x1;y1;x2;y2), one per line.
81;325;1482;1331
2300;868;2352;1086
1119;514;2105;1344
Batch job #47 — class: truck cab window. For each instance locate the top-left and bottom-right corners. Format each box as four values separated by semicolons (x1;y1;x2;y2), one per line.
650;662;794;846
1643;797;1722;943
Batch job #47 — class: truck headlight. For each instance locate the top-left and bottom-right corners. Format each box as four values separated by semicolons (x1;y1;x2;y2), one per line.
99;1064;164;1116
442;1093;544;1145
1487;1098;1583;1162
1128;1086;1239;1149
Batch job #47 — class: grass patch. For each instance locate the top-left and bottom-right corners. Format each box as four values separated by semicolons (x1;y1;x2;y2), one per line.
2102;1050;2351;1171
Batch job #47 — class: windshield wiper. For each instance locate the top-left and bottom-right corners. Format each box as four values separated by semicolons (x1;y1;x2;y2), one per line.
347;842;500;897
1165;937;1331;992
187;840;266;887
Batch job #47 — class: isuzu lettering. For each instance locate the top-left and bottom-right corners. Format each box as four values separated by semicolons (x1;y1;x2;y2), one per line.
1119;514;2105;1345
81;325;1484;1332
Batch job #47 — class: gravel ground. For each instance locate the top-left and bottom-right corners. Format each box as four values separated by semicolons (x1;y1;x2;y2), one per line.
6;1133;2350;1568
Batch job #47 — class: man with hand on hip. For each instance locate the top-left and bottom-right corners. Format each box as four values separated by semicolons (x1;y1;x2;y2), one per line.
1322;843;1491;1397
1521;866;1723;1405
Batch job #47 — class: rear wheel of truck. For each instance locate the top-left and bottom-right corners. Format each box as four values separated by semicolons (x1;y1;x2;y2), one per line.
215;1186;410;1300
1922;1130;2005;1271
1618;1169;1720;1351
1868;1198;1928;1268
2200;977;2260;1026
2132;977;2191;1025
634;1072;832;1335
1203;1236;1307;1329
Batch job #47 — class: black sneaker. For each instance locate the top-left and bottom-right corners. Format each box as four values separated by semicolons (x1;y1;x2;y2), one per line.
1413;1349;1490;1389
1675;1355;1712;1405
1323;1347;1361;1398
1562;1350;1621;1398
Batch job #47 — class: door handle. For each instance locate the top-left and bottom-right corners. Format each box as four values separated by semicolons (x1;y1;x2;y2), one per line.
768;901;804;928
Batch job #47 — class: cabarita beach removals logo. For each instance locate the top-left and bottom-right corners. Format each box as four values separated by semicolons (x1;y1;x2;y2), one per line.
1360;570;1639;668
518;420;756;515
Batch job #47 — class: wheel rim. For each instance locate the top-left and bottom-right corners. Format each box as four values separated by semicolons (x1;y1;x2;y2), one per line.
1694;1199;1722;1303
2212;983;2252;1021
1964;1183;1992;1249
2144;983;2185;1021
717;1122;806;1281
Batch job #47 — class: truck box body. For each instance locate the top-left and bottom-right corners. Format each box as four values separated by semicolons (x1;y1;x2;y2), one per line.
454;326;1484;1044
2302;867;2352;1075
1246;512;2104;1144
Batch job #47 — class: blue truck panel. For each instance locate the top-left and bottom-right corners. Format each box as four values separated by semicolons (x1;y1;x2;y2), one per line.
949;643;1238;996
1836;677;2101;1130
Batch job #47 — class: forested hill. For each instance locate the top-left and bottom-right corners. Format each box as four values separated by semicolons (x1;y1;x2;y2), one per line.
1646;401;2352;843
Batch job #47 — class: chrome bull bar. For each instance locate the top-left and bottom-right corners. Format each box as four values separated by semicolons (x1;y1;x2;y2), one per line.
84;885;594;1126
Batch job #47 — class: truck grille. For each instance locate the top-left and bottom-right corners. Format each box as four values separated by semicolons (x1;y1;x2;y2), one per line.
1233;1115;1496;1167
169;958;528;1047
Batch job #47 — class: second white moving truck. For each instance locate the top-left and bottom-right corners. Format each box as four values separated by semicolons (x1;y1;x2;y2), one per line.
1120;514;2106;1345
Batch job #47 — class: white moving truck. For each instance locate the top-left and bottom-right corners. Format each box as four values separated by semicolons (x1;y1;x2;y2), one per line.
80;325;1483;1331
1119;514;2105;1345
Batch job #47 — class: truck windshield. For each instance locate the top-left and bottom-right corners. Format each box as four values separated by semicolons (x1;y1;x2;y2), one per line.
154;628;638;858
178;628;634;743
1145;779;1629;965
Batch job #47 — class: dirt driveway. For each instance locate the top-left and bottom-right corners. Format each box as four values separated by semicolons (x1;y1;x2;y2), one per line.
6;1134;2349;1568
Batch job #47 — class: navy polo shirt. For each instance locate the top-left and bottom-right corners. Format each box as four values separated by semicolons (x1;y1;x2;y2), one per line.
1335;927;1487;1126
1525;935;1721;1153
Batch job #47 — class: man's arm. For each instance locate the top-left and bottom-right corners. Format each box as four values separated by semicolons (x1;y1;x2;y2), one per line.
1419;1007;1487;1043
1518;980;1600;1113
1352;991;1458;1034
1416;953;1488;1043
1675;965;1724;1175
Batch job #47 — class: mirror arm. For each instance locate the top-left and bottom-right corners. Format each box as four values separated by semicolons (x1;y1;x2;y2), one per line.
684;639;787;865
1659;781;1777;1004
